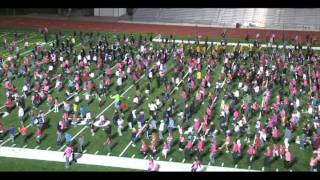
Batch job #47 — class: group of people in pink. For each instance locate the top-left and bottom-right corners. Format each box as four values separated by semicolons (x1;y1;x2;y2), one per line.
0;28;319;171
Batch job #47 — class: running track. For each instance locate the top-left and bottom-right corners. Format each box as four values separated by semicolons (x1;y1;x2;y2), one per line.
0;16;319;42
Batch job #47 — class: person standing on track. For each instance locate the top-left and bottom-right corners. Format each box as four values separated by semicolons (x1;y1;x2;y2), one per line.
64;145;73;168
191;157;201;172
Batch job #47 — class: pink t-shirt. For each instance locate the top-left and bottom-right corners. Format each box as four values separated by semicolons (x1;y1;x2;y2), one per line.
285;151;292;161
64;147;72;158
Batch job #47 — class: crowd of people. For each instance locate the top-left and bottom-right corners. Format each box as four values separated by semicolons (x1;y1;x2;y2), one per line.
0;28;320;172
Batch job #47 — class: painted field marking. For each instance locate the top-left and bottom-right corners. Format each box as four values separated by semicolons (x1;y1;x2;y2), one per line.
144;156;148;159
34;145;40;149
95;151;99;155
131;154;135;158
182;159;185;163
0;36;77;110
11;144;16;147
262;167;265;171
59;74;146;152
221;162;224;167
83;150;87;153
119;71;188;157
276;168;279;172
107;153;111;156
156;156;160;160
23;144;28;148
0;146;256;172
169;158;173;162
235;164;238;168
46;147;51;151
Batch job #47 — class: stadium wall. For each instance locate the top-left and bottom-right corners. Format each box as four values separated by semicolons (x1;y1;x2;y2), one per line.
94;8;126;17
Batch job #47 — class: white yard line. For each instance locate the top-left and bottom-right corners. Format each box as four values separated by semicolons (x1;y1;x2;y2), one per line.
23;145;28;148
0;92;78;147
119;72;188;157
0;147;255;171
119;123;148;157
59;74;145;151
95;151;99;155
131;154;135;158
34;145;40;149
46;147;51;151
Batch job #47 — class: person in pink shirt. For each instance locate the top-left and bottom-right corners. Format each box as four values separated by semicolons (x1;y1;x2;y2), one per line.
279;144;285;160
184;140;193;160
193;118;200;133
191;157;201;172
272;126;279;143
247;144;256;167
147;156;158;172
140;140;148;156
162;141;169;159
273;144;280;160
232;140;241;166
64;146;73;168
209;143;218;165
197;139;204;161
219;134;231;153
284;148;292;169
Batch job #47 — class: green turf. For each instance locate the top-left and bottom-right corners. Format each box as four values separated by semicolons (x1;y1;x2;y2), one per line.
0;157;139;171
0;26;318;172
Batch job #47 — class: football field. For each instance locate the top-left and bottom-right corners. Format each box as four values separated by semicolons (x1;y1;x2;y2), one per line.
0;25;318;172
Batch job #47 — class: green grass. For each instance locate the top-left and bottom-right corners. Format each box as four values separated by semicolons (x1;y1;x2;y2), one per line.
0;26;317;171
0;157;139;171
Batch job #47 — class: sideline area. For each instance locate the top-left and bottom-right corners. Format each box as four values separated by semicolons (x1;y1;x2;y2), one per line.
0;147;255;172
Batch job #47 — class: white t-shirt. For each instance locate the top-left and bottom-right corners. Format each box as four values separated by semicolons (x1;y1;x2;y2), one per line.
117;77;122;86
18;107;24;117
22;85;28;92
148;103;156;111
148;71;153;79
117;118;124;129
86;112;91;121
159;122;165;131
133;97;139;104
